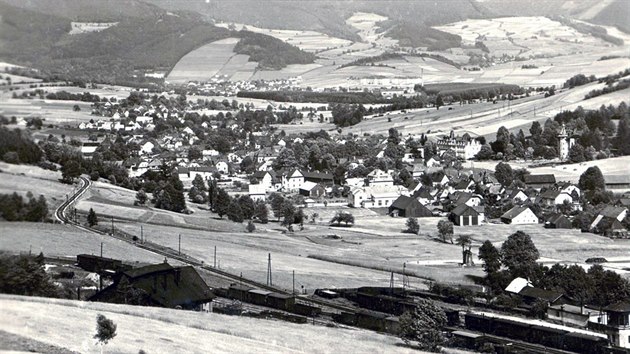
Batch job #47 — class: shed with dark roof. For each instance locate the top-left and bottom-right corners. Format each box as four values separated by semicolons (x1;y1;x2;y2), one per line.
524;174;556;189
449;204;484;226
388;196;433;217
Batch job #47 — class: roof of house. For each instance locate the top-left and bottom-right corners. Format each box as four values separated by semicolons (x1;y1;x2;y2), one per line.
413;187;433;199
299;181;321;191
123;263;173;279
389;195;417;209
596;216;626;231
451;204;480;217
598;206;627;218
540;189;561;200
501;205;533;220
302;171;333;180
507;189;526;199
524;174;556;185
604;175;630;184
505;277;532;294
604;301;630;313
518;286;564;302
545;212;569;224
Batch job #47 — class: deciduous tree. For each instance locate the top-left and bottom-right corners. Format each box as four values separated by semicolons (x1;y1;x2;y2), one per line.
398;298;447;352
437;220;453;243
405;217;419;234
94;314;116;352
501;231;539;279
478;240;501;274
494;162;513;186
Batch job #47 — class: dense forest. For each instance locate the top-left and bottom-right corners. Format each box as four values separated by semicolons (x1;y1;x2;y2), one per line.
376;21;463;51
234;31;317;70
416;83;525;101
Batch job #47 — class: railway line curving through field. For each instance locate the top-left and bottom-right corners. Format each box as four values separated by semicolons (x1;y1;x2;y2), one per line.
52;176;362;314
54;176;91;224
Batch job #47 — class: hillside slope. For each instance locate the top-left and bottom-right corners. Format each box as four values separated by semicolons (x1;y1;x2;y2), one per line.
590;0;630;33
0;295;416;354
147;0;488;41
0;1;315;85
0;0;163;21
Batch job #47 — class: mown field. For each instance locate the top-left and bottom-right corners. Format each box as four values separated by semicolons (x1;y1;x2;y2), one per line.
0;295;415;354
0;222;166;264
0;162;73;210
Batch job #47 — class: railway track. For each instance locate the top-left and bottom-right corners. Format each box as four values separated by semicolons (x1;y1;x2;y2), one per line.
54;176;91;224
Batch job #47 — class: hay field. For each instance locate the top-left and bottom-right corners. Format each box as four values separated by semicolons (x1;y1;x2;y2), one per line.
0;162;73;210
166;38;251;84
0;97;95;124
472;155;630;185
113;220;417;291
215;23;352;52
0;222;166;264
0;295;414;354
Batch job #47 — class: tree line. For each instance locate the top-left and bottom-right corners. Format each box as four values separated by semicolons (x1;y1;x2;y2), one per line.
478;231;630;309
0;192;48;222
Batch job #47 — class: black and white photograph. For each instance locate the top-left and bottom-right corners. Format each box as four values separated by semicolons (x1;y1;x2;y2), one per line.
0;0;629;352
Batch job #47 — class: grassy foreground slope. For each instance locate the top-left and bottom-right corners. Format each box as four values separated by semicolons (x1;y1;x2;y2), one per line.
0;295;416;354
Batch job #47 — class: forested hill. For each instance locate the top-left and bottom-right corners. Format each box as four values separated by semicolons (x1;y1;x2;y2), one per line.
0;0;164;21
234;31;316;70
0;2;315;86
146;0;490;41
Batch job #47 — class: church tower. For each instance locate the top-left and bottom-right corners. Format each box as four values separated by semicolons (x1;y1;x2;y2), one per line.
558;124;569;160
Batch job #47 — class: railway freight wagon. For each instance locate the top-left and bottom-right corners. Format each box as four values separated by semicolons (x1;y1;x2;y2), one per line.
224;284;321;317
77;254;131;273
464;313;609;354
355;291;417;316
332;310;400;334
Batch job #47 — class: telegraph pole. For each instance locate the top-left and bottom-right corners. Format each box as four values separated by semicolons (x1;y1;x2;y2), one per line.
403;262;408;289
110;217;114;236
214;246;217;268
140;225;143;243
267;253;272;286
389;271;394;294
292;270;295;295
178;234;181;255
100;242;103;258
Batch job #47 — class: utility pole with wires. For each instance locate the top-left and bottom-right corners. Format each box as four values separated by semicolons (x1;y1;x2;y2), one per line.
389;271;394;294
140;225;143;244
178;234;181;255
403;263;410;289
266;253;272;287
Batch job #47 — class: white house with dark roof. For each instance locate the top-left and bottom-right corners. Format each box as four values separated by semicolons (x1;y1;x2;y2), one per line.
500;205;539;224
